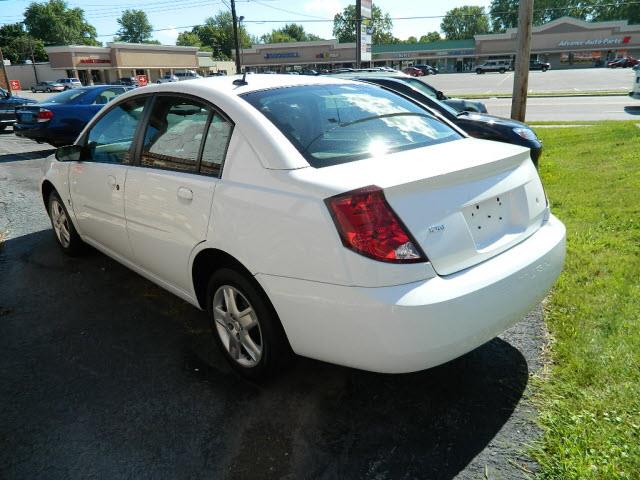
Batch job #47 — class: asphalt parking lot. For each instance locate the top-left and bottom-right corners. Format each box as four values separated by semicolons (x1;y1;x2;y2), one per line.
0;130;548;479
425;67;635;95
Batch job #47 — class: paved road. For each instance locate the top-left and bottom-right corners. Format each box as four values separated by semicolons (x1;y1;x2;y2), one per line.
0;130;547;479
425;68;636;95
479;95;640;121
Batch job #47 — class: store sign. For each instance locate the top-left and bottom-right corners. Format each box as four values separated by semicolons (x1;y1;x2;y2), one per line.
136;75;148;87
361;25;372;61
264;52;299;59
315;52;339;59
361;0;372;19
558;36;631;48
9;79;21;91
78;58;111;64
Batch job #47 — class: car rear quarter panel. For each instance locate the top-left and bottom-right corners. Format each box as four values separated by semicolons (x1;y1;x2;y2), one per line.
201;128;437;288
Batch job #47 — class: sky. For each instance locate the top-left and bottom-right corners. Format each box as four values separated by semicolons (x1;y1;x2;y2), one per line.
0;0;493;45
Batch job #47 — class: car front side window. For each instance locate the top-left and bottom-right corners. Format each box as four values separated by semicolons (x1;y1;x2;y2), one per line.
84;96;148;164
140;96;211;173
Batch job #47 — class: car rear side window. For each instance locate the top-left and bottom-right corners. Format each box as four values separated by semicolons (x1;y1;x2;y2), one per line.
200;113;233;177
47;89;87;104
242;83;461;167
84;96;147;164
141;96;211;173
93;88;125;105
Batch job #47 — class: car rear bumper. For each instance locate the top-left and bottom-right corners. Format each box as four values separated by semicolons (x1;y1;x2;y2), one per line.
630;91;640;99
258;214;565;373
13;123;71;145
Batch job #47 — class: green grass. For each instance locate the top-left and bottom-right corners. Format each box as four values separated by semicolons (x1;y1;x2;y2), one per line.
531;121;640;479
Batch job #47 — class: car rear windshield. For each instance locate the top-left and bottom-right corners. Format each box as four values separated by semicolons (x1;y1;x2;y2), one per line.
46;88;88;104
242;83;461;167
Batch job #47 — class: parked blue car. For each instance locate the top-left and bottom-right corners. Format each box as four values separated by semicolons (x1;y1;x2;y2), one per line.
14;85;131;146
0;87;37;131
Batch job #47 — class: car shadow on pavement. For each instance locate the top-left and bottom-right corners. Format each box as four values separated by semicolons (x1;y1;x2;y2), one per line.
623;105;640;115
0;230;530;480
0;147;55;163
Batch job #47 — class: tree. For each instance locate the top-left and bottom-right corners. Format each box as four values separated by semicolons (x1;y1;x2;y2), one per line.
260;24;323;44
0;23;47;64
489;0;600;32
405;36;418;44
440;6;490;40
23;0;99;46
176;31;203;48
190;11;250;59
419;31;441;43
115;9;153;43
591;0;639;25
332;4;393;44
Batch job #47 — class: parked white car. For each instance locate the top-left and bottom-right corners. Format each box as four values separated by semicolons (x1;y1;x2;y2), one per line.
56;77;83;89
157;74;179;84
630;67;640;99
175;70;202;81
41;75;566;379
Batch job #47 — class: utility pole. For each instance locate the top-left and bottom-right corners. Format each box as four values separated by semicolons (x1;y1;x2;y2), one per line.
0;47;11;97
510;0;534;122
355;0;361;69
30;43;39;85
230;0;242;74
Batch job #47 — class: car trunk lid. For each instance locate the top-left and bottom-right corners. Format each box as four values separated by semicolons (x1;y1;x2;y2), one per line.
308;138;548;276
15;105;46;125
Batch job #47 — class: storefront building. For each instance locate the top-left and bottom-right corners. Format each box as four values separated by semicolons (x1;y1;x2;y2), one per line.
238;17;640;72
238;40;356;72
45;43;202;84
371;39;476;72
475;17;640;69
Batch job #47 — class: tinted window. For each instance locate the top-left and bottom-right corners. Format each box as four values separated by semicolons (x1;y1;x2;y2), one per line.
243;83;461;167
141;96;211;173
200;113;233;177
85;96;147;164
93;88;124;105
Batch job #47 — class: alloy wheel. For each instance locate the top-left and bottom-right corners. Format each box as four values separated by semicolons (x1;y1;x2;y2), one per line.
212;285;263;368
50;198;71;248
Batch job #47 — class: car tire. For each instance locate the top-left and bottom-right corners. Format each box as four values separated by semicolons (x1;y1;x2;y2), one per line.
206;267;291;380
31;87;36;93
541;67;548;72
476;69;482;74
499;68;506;74
47;191;84;255
46;88;51;92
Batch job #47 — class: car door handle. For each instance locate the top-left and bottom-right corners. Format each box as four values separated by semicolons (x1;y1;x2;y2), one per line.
107;175;119;191
177;186;193;201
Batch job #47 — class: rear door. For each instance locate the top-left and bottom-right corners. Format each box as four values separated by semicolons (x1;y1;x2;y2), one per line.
125;94;234;292
68;95;149;259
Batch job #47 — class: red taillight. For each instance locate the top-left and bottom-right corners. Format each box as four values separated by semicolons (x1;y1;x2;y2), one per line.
37;109;54;122
325;185;427;264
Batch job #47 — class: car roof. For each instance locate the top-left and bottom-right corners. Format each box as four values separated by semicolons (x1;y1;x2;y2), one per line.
87;74;373;171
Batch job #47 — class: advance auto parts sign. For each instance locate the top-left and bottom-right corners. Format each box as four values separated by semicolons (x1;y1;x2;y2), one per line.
559;36;631;48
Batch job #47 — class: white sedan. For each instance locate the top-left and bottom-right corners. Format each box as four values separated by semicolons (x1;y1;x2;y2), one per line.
41;74;566;379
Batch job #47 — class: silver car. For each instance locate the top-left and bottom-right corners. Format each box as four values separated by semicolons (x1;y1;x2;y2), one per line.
156;74;179;84
56;78;83;90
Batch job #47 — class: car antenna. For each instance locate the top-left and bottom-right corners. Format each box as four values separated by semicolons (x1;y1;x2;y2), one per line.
232;70;248;86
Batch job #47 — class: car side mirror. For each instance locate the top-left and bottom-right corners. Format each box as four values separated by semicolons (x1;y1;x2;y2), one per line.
55;144;83;162
436;90;446;100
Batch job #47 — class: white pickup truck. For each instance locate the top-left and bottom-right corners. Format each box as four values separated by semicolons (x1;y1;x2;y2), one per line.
630;66;640;99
